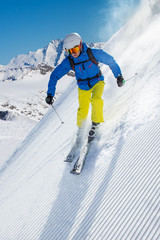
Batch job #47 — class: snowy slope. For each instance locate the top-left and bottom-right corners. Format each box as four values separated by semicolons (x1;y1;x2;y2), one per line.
0;1;160;240
0;71;74;168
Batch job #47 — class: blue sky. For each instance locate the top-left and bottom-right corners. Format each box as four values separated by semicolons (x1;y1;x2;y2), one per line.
0;0;140;65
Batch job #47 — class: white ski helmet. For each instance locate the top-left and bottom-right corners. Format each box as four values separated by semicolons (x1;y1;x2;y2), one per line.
63;33;82;49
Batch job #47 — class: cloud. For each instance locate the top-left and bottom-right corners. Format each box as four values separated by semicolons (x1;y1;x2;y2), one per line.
98;0;141;41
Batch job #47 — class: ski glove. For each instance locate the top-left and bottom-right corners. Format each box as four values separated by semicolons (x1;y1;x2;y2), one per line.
117;75;125;87
45;95;54;105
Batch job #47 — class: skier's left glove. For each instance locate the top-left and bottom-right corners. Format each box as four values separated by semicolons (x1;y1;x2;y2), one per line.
117;75;125;87
45;95;54;105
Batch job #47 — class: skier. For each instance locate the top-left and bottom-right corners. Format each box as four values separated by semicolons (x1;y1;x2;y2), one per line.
46;33;125;142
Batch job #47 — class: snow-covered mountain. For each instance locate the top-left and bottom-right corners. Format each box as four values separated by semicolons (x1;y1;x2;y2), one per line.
0;1;160;239
0;40;62;81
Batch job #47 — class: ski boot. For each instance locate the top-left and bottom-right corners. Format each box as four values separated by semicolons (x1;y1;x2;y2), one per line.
88;122;100;143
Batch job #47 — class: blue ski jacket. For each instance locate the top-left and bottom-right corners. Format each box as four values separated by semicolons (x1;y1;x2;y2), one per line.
47;43;122;96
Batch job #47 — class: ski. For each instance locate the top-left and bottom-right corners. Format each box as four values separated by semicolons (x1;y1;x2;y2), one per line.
65;143;77;162
69;122;99;174
65;128;84;163
64;146;77;163
65;139;82;163
70;140;91;175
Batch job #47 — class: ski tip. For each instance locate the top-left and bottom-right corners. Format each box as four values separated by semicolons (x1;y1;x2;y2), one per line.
64;155;74;162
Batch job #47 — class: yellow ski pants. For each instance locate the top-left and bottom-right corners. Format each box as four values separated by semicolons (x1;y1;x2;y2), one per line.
77;81;105;127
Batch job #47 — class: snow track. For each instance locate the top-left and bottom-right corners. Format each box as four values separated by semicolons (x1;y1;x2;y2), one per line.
48;117;159;240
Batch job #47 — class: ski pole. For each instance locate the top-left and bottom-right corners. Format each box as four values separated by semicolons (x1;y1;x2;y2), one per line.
51;104;64;124
125;73;138;82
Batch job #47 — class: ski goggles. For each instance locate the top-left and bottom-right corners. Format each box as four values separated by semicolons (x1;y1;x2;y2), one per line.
65;43;81;55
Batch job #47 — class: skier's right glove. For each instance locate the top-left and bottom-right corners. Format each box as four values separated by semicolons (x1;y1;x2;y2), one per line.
45;95;54;105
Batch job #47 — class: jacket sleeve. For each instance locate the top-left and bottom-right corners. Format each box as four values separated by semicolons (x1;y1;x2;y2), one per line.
92;49;122;78
47;57;72;96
